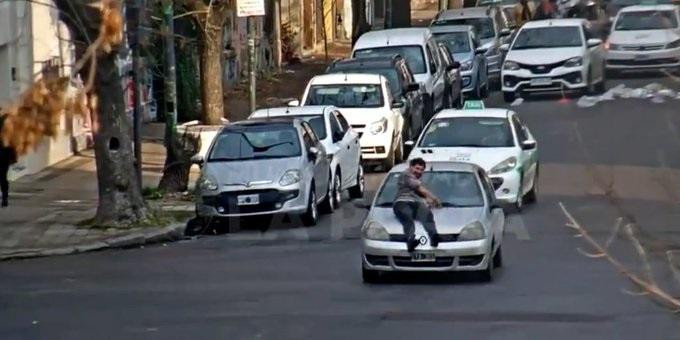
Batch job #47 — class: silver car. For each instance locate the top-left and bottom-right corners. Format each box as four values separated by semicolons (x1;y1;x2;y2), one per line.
193;118;332;230
360;162;505;282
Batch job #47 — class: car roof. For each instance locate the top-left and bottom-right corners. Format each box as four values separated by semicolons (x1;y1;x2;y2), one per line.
308;73;384;85
432;108;511;119
330;57;399;70
429;25;475;34
619;4;677;12
389;161;480;173
521;19;585;28
229;117;299;127
436;7;496;20
249;106;334;118
354;28;433;49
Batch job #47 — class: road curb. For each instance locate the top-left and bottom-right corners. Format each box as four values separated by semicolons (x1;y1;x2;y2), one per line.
0;223;186;261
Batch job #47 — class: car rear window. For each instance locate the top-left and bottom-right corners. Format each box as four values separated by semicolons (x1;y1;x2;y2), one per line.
304;84;384;108
354;46;427;74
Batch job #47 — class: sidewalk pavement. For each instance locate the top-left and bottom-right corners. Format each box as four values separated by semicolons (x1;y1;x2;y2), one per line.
0;126;192;260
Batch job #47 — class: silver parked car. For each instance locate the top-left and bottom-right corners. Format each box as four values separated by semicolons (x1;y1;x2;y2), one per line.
360;161;505;282
193;118;332;230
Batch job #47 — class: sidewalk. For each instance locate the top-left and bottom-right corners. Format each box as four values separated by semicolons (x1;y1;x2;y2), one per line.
0;130;189;260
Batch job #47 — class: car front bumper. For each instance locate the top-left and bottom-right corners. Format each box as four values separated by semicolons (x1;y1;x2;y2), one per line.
460;69;477;93
362;238;490;272
196;185;307;218
606;48;680;70
502;67;587;93
357;128;395;162
489;169;521;204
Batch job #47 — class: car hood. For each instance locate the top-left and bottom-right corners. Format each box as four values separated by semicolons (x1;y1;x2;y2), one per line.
411;147;517;171
368;206;485;234
203;157;301;187
480;38;496;48
609;30;680;45
336;107;392;126
506;47;582;64
453;52;474;64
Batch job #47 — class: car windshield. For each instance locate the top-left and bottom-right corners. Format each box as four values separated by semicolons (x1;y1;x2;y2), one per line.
374;171;484;207
432;18;496;40
209;125;301;161
304;84;384;108
434;32;472;53
615;11;678;31
329;67;401;96
511;26;583;50
354;46;427;74
419;117;514;148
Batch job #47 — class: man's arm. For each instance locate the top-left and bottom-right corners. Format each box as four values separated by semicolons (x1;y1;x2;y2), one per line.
416;185;441;207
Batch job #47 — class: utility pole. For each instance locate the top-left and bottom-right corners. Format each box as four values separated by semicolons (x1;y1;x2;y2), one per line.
162;0;178;157
127;0;144;188
273;0;282;70
248;17;257;112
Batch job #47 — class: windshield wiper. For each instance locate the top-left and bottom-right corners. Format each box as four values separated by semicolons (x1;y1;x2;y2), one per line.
252;141;293;152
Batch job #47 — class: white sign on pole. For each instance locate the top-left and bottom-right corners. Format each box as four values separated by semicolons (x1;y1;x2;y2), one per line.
237;0;265;17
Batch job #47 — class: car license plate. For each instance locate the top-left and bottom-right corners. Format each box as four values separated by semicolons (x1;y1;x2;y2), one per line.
530;77;552;86
634;54;649;61
411;253;436;262
237;194;259;206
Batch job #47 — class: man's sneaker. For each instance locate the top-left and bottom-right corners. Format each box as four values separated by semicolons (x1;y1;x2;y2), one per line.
407;237;419;252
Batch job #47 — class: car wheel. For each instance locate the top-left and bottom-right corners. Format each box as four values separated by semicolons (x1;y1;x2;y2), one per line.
585;70;596;95
185;216;210;236
478;248;495;282
514;186;524;213
301;188;319;226
594;67;606;94
381;144;396;171
362;266;382;284
320;172;336;214
493;245;503;268
503;91;515;103
525;168;538;204
331;171;342;208
348;165;365;199
395;136;404;162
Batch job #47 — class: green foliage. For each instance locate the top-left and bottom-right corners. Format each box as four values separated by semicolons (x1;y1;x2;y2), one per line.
176;43;200;122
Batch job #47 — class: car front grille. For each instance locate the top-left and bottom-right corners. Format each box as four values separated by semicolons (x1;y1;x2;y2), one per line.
518;60;566;74
204;189;299;214
620;44;665;51
393;256;455;268
388;234;459;242
608;58;679;66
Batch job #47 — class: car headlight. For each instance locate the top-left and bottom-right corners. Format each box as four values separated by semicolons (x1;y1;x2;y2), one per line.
458;221;486;241
564;56;583;68
460;60;473;71
489;156;517;175
666;39;680;49
369;117;388;135
362;221;390;241
279;169;301;186
198;175;219;191
503;60;519;71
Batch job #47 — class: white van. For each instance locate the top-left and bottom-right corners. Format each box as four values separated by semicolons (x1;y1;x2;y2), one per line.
352;28;447;122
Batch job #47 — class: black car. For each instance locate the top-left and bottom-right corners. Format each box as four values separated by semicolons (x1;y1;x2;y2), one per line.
325;56;426;142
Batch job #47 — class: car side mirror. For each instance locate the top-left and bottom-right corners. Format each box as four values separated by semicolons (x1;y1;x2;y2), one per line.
191;154;205;166
391;99;405;109
587;38;602;48
475;47;488;54
288;99;301;107
499;44;509;52
352;199;371;210
521;140;537;150
500;28;511;37
405;83;420;92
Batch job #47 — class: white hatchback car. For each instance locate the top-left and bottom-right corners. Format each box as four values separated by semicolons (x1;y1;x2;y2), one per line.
606;5;680;72
296;73;406;170
501;19;606;102
407;105;538;211
249;106;365;202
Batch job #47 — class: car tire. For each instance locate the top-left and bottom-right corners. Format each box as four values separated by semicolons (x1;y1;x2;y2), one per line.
594;67;606;94
381;145;396;171
493;245;503;268
362;266;382;284
478;248;495;282
331;170;342;208
525;168;538;204
503;91;515;103
301;188;319;226
185;216;209;236
395;136;404;163
320;172;336;214
348;165;365;199
514;187;524;213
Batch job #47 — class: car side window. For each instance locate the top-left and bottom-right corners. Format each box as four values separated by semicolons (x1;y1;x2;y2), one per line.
329;114;344;141
583;25;594;42
478;170;496;204
425;44;438;74
335;112;350;132
511;116;528;143
300;126;314;151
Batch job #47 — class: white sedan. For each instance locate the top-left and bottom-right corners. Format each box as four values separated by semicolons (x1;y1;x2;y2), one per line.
249;106;365;206
407;104;538;211
606;5;680;72
500;19;606;102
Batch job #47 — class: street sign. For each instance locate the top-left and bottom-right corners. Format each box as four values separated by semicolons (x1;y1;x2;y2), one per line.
237;0;265;17
463;100;485;110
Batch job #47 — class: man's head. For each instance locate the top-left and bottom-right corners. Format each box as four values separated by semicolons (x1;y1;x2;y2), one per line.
408;158;426;178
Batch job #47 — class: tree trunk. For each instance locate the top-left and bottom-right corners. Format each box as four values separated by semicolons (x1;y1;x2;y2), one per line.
196;9;228;125
158;131;201;192
390;0;411;28
351;0;370;46
92;50;150;226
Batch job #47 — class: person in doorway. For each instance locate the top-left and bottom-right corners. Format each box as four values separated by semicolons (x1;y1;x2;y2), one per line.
514;0;535;27
533;0;557;20
393;158;442;252
0;114;18;208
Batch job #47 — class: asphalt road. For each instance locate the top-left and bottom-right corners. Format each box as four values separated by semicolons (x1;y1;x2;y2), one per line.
2;73;680;339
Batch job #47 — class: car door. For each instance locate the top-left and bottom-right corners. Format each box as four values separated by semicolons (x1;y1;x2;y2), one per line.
400;62;425;135
510;114;537;196
301;122;329;200
333;111;359;188
328;111;350;188
479;169;504;244
425;41;445;110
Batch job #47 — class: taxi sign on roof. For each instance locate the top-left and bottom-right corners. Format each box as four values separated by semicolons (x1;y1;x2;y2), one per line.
463;100;485;110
